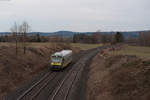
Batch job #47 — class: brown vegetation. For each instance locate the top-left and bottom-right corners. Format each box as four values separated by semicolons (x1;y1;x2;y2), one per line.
138;31;150;46
73;32;124;44
87;46;150;100
0;43;79;99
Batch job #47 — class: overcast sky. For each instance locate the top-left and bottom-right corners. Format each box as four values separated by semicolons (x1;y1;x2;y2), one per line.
0;0;150;32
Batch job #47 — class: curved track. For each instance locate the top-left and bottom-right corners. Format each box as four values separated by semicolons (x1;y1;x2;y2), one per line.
16;72;56;100
5;46;108;100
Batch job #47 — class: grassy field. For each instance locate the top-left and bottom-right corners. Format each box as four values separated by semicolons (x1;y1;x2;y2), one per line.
0;42;59;48
112;45;150;58
71;43;103;50
0;42;103;50
0;42;75;98
30;43;103;50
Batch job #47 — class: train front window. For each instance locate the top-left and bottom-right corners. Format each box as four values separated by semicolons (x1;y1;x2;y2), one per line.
51;56;62;62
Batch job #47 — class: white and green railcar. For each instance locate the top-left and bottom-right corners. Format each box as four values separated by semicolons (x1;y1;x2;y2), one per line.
50;50;72;69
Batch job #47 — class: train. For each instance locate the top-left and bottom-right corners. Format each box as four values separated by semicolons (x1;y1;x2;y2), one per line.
50;50;72;70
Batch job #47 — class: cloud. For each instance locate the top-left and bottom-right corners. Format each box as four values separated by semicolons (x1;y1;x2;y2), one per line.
0;0;149;32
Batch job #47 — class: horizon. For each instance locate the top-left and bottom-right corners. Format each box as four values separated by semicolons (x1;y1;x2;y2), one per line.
0;30;149;33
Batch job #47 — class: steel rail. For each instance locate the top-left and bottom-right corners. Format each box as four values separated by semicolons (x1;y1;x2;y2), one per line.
49;64;79;100
63;65;82;100
30;72;57;100
17;72;52;100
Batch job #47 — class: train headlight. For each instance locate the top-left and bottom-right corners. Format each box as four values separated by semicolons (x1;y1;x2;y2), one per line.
51;62;61;66
51;62;54;65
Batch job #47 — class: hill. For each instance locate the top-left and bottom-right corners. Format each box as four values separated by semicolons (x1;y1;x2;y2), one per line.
0;30;148;38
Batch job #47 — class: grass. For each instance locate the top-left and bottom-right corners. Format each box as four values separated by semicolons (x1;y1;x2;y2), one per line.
0;42;103;50
112;45;150;58
0;42;56;48
71;43;103;50
0;42;73;98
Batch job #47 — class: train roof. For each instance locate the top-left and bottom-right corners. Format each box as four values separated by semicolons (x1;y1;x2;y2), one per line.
52;50;72;57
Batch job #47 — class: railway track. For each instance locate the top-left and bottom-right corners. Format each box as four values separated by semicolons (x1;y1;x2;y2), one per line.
48;48;99;100
5;47;105;100
48;58;82;100
16;72;56;100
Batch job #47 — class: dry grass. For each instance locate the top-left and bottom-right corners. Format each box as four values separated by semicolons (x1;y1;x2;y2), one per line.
0;42;103;50
111;45;150;58
29;42;54;47
87;50;150;100
71;43;103;50
0;43;79;99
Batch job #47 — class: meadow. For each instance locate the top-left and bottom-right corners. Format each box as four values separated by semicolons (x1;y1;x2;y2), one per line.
71;43;103;50
112;45;150;58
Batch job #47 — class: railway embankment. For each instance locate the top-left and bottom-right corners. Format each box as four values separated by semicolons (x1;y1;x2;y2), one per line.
0;43;79;99
5;46;100;100
86;45;150;100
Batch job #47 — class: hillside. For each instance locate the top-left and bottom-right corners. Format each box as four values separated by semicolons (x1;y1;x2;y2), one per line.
0;43;79;99
0;30;147;38
87;46;150;100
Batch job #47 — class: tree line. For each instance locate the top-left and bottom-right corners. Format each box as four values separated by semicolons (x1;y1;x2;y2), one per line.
124;31;150;47
73;32;124;44
0;31;127;45
0;22;150;49
138;31;150;46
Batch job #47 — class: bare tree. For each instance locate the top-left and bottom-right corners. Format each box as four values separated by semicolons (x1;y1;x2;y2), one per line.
10;22;18;55
108;32;116;44
91;31;102;43
21;21;30;54
10;21;31;55
138;31;150;46
115;32;124;43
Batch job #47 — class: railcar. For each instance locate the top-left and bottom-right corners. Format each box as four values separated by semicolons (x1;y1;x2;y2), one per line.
50;50;72;70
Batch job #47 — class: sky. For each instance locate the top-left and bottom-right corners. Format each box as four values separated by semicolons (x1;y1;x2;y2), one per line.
0;0;150;32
